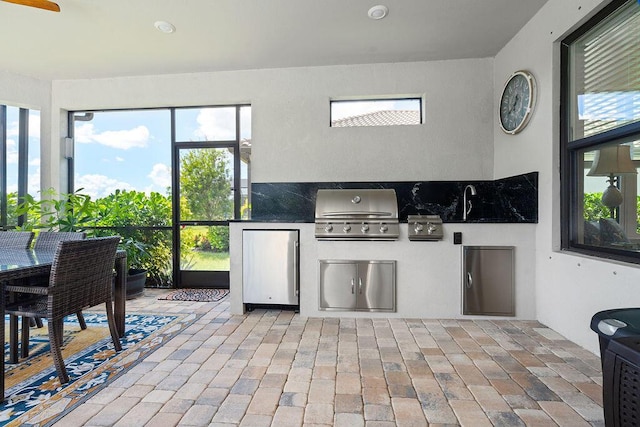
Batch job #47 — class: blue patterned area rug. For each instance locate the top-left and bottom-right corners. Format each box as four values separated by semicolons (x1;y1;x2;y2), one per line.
1;312;196;427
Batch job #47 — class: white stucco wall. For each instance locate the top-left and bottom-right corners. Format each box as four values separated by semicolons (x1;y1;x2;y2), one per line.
51;59;495;183
494;0;640;354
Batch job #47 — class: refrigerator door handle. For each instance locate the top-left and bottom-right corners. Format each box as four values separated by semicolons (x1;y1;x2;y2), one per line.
358;277;363;294
294;240;299;296
466;271;473;289
351;278;355;294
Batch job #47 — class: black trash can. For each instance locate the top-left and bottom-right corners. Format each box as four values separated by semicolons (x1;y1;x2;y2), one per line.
600;336;640;426
591;308;640;426
590;308;640;361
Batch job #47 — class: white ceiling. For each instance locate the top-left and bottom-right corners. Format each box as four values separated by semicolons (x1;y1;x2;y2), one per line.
0;0;549;81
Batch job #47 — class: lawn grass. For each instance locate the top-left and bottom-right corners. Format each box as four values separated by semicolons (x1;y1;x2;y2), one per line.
184;250;230;271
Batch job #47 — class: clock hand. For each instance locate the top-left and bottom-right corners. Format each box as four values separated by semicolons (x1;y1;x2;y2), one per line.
509;94;519;114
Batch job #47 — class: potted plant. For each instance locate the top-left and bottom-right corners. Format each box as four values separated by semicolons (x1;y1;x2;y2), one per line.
14;188;154;298
118;236;151;299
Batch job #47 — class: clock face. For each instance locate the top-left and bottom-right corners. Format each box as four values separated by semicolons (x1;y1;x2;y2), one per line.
499;71;535;134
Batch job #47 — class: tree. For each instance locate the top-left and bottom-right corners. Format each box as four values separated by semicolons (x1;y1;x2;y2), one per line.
179;149;233;220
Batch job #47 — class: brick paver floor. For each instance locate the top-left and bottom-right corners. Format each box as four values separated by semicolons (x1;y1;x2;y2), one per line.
54;289;604;426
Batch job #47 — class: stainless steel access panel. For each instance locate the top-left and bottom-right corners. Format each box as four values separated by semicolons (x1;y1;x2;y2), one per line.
462;246;514;316
319;260;396;312
243;229;299;307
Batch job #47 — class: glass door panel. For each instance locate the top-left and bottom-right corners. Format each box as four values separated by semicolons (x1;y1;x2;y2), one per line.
180;225;230;271
177;147;234;286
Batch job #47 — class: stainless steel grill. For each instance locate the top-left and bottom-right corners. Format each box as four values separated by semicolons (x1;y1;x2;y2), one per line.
314;189;399;240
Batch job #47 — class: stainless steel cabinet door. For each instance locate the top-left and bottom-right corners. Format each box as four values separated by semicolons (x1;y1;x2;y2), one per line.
463;246;514;316
358;261;395;311
319;261;357;310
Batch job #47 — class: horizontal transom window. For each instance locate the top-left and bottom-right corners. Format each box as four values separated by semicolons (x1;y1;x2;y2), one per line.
330;98;422;127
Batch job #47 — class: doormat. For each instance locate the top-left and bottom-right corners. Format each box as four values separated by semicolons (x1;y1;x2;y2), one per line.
2;311;196;427
157;288;229;302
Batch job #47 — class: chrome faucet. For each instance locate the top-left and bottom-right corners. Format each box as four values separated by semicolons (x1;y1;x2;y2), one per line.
463;184;477;221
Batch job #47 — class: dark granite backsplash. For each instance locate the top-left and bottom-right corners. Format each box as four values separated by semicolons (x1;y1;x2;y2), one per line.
249;172;538;223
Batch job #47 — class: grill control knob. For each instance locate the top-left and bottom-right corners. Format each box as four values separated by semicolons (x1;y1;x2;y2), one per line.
343;224;351;233
414;222;424;233
427;223;437;234
380;224;388;233
361;223;369;233
324;224;333;232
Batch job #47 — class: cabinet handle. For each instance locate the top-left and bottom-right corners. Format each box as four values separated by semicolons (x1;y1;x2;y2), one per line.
358;277;363;294
351;278;355;294
467;272;473;289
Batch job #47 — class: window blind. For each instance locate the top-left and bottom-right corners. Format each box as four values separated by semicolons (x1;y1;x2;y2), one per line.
570;1;640;140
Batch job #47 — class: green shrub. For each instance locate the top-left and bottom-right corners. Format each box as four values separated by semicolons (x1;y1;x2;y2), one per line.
207;226;229;252
583;192;611;220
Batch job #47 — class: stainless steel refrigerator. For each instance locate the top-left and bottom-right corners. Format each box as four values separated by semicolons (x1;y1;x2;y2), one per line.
242;229;299;309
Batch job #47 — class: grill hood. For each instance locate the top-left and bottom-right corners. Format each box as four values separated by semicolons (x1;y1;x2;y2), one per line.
314;189;399;240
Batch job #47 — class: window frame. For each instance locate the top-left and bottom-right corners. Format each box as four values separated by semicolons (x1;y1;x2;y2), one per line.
560;0;640;265
69;104;251;287
329;97;423;127
0;104;38;230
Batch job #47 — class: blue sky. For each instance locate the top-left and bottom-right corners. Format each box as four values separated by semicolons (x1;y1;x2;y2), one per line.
73;107;251;200
5;108;41;196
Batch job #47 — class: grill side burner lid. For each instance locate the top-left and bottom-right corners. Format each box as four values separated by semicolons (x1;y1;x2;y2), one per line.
315;189;399;240
407;214;444;241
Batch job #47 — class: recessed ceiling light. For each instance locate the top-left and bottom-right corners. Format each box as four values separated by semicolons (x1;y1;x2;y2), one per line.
368;5;389;20
154;21;176;34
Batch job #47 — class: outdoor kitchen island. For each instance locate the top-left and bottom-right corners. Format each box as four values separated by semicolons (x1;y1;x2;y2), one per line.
229;221;536;320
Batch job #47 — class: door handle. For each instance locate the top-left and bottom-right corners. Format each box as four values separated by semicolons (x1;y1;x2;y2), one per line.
293;241;299;296
351;278;355;294
466;272;473;289
358;277;363;294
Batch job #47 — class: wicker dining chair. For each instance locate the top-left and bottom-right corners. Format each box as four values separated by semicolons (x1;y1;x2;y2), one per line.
5;236;122;384
0;231;34;249
33;231;87;251
6;231;89;360
0;231;35;362
33;232;87;327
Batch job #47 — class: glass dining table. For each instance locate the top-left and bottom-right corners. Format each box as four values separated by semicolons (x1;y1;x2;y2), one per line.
0;248;127;401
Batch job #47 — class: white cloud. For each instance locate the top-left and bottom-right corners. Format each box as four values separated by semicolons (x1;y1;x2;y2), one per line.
29;113;40;138
6;119;18;138
195;108;236;140
75;123;150;150
74;123;95;144
75;174;134;199
148;163;171;189
5;113;40;138
115;157;125;162
240;107;252;139
29;157;40;167
6;139;18;164
28;167;40;196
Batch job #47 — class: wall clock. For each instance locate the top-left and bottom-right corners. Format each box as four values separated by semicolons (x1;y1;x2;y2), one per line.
499;70;536;134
